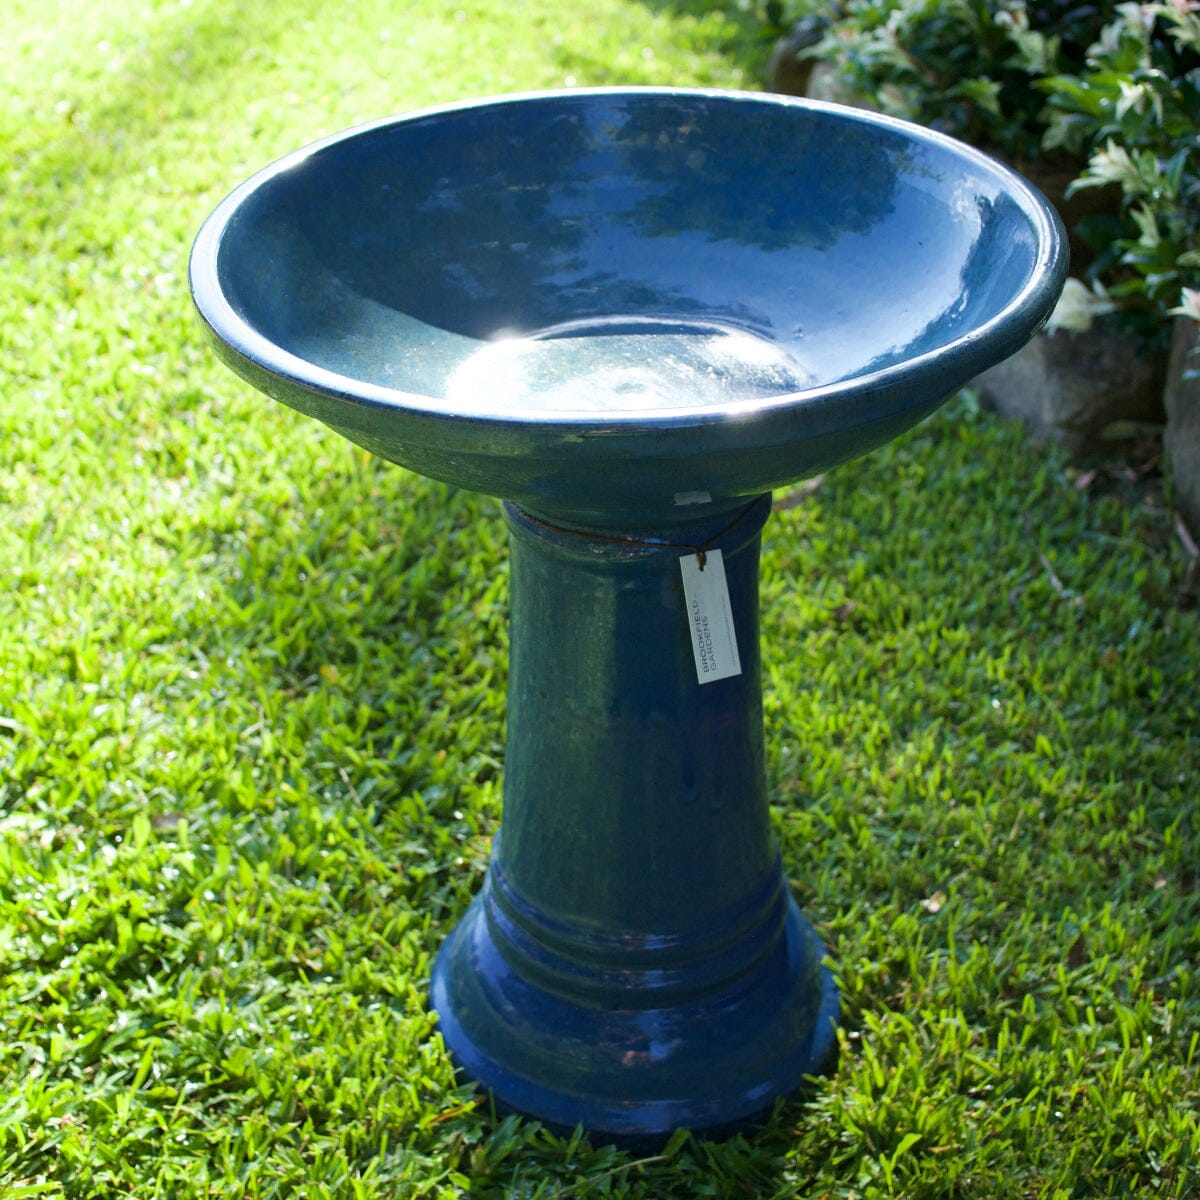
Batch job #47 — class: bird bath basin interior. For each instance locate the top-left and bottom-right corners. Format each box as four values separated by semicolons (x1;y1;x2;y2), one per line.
190;88;1066;1143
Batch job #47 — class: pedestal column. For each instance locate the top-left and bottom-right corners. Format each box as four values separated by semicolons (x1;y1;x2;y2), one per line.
430;495;837;1142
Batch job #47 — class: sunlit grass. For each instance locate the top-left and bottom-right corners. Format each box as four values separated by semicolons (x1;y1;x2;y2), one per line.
0;2;1197;1196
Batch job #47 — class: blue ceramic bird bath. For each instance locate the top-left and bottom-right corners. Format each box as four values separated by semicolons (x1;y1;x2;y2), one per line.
190;88;1066;1143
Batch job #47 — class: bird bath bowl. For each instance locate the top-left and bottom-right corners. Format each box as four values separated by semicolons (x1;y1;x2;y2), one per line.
190;88;1066;1143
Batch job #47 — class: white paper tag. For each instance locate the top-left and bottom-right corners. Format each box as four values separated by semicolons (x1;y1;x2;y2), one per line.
680;550;741;685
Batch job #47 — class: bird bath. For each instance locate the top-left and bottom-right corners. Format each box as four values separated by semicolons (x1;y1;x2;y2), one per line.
190;88;1066;1143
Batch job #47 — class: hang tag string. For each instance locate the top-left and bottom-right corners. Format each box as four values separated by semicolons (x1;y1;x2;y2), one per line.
515;498;762;571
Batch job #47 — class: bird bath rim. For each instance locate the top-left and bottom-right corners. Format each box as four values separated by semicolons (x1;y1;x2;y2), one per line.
188;85;1067;434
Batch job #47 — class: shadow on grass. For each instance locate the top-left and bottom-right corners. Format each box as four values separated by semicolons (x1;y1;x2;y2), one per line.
633;0;777;77
542;0;774;88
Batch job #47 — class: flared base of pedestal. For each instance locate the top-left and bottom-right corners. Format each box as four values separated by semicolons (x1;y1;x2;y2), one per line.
430;878;839;1146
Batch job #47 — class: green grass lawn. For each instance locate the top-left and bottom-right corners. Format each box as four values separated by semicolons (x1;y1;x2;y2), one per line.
1;1;1197;1196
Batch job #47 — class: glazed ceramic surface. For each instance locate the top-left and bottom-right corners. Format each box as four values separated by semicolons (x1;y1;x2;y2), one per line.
190;88;1065;525
191;88;1066;1143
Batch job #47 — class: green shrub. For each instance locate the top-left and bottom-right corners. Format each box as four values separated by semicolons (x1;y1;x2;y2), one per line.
798;1;1121;162
1042;2;1200;327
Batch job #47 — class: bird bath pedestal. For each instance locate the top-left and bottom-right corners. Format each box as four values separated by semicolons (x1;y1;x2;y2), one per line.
190;88;1065;1144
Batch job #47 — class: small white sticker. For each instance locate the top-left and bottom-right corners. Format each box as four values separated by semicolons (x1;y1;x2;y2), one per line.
680;550;741;685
